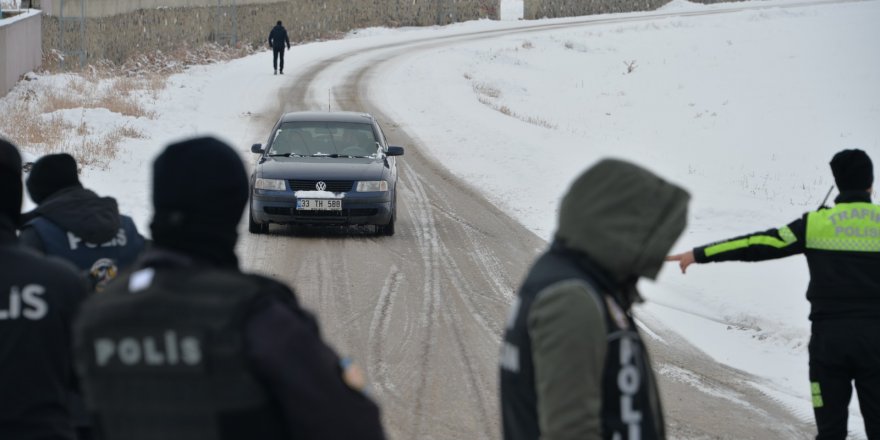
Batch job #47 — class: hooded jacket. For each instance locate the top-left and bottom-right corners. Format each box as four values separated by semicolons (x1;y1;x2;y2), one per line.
501;159;689;440
19;187;146;271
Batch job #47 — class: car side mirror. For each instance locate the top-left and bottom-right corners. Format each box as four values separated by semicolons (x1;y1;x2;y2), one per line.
386;146;404;156
251;143;264;154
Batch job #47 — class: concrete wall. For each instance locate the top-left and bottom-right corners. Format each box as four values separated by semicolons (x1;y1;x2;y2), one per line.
523;0;740;19
0;9;42;97
40;0;500;65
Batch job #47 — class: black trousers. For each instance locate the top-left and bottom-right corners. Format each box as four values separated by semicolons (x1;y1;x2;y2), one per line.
809;320;880;439
273;47;285;72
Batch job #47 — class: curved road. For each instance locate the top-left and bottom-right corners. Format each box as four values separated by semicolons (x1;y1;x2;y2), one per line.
236;4;845;438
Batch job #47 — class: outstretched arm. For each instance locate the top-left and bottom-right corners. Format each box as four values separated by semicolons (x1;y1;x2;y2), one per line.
668;216;807;273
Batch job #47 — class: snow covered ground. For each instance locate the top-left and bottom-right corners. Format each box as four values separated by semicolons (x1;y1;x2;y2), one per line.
2;0;878;436
373;1;878;435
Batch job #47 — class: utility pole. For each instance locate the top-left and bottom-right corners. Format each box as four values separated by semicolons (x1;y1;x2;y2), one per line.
59;0;85;70
213;0;237;46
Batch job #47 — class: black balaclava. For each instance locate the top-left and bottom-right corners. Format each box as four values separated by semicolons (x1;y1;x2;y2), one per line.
830;149;873;191
26;153;82;204
150;136;248;268
0;138;23;231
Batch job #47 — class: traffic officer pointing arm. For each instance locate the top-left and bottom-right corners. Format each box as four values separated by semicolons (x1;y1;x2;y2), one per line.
667;149;880;439
72;137;386;440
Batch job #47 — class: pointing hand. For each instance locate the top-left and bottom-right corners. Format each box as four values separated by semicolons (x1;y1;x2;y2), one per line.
665;251;695;274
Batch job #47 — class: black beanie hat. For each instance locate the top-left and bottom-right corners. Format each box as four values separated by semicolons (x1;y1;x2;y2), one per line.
830;149;873;191
150;136;248;267
0;138;23;226
26;153;82;204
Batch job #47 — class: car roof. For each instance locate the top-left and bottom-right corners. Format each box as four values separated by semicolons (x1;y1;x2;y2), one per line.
278;111;376;124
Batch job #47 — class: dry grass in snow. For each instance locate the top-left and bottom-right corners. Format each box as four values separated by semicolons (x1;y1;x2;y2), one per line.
2;42;256;169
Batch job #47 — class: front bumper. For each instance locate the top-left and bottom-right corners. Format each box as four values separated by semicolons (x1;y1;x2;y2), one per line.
252;190;392;226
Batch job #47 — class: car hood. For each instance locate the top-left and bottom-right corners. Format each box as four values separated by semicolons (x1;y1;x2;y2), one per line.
256;156;386;181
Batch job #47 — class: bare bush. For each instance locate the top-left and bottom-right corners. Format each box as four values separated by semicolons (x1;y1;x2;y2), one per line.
472;93;557;130
42;88;84;113
98;91;155;119
117;124;146;139
0;100;75;149
521;40;534;49
473;82;501;99
624;60;638;74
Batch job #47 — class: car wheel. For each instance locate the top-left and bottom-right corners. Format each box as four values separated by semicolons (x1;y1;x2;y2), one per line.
378;214;395;236
248;205;267;234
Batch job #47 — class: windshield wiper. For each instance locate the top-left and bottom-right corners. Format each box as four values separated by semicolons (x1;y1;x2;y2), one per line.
268;153;306;157
310;153;375;158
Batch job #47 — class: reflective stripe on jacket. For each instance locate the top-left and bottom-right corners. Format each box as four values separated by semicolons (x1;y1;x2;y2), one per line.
695;192;880;320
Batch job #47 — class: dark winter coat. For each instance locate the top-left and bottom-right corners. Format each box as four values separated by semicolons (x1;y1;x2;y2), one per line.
74;248;387;440
0;216;90;440
501;159;689;440
19;187;146;271
268;25;290;50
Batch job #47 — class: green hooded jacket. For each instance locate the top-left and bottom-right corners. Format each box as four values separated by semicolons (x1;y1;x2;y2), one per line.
525;158;689;440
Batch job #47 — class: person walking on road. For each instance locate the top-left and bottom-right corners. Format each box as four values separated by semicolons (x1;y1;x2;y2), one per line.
0;138;89;440
268;20;290;75
666;149;879;439
72;136;386;440
19;153;146;273
500;158;689;440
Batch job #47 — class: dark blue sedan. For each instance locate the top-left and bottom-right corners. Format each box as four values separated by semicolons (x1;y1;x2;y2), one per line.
248;111;403;235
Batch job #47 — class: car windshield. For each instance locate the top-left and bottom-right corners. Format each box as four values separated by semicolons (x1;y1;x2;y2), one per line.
268;121;380;158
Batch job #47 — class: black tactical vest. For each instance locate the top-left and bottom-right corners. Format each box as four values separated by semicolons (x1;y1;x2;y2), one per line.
500;248;665;440
27;215;145;271
73;265;286;440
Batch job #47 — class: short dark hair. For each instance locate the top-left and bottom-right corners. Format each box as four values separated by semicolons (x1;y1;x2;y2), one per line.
277;20;282;26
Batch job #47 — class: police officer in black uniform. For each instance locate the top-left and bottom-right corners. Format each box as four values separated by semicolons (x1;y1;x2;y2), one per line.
667;149;879;439
501;159;689;440
20;153;146;272
0;138;89;440
73;137;386;440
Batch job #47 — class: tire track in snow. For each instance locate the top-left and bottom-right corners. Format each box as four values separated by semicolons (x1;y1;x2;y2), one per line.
402;163;500;439
368;266;404;397
399;159;443;439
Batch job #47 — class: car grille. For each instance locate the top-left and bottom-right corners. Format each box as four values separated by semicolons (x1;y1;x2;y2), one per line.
289;180;354;192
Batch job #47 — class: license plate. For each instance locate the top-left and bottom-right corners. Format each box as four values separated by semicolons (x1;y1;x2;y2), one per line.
296;199;342;211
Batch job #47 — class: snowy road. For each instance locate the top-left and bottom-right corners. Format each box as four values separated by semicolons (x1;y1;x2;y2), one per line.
232;4;856;438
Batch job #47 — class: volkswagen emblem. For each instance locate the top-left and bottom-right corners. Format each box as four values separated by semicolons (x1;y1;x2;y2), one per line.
315;181;327;191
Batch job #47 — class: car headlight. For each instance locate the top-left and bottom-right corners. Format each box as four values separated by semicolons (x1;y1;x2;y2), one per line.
356;181;388;192
254;178;286;191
